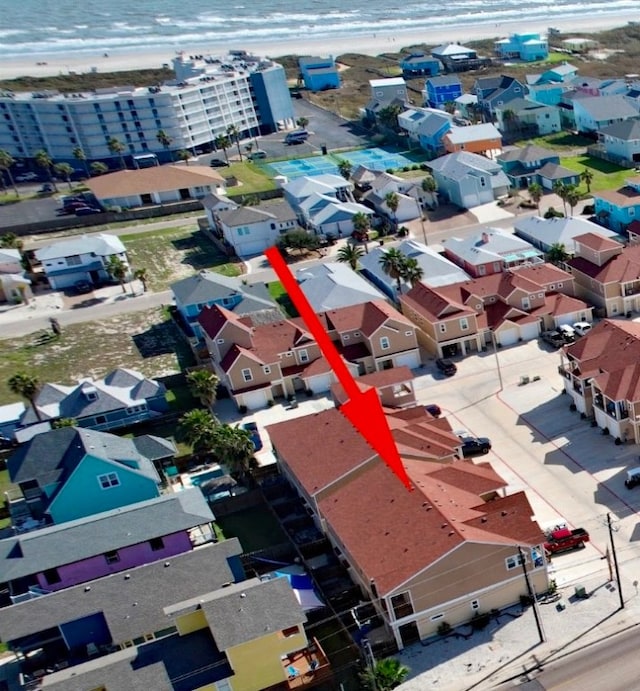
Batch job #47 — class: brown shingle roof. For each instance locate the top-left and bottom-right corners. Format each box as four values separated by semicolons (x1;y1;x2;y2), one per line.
324;301;412;336
512;263;573;286
86;165;224;199
593;186;640;208
593;362;640;402
568;244;640;283
574;232;622;252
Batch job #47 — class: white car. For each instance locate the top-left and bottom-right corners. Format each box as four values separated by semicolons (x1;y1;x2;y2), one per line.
15;172;38;182
573;321;592;337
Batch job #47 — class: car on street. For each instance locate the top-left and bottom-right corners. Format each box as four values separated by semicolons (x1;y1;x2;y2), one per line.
72;280;93;294
248;150;267;160
540;330;566;348
425;404;442;418
457;434;492;456
242;421;263;451
209;158;227;167
435;357;457;376
16;172;38;182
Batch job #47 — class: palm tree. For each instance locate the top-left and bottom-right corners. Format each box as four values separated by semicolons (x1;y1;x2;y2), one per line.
296;116;309;129
547;242;569;265
0;232;23;250
106;255;128;293
34;150;58;191
133;267;148;292
566;185;581;216
385;191;400;231
8;372;42;422
72;146;90;178
214;134;231;164
211;424;255;478
421;175;437;193
359;658;409;691
502;108;517;132
336;244;365;270
107;136;126;170
178;408;219;456
581;168;594;194
379;247;406;293
552;180;568;216
0;150;19;197
401;256;424;287
186;369;220;408
226;124;243;162
156;129;173;161
52;417;77;428
528;181;543;213
377;103;403;131
90;161;109;176
177;149;191;166
338;159;353;180
54;162;74;190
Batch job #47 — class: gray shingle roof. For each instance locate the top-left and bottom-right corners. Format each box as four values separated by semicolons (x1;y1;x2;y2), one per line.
0;488;212;583
442;229;542;266
426;75;461;87
296;262;385;311
428;151;503;177
200;577;306;650
536;162;580;180
131;434;176;461
35;234;125;262
599;119;640;140
575;95;639;121
8;427;159;487
0;540;243;644
514;215;620;253
498;144;559;164
171;271;276;313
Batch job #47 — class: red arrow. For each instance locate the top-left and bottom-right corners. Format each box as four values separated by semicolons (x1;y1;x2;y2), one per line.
265;246;413;491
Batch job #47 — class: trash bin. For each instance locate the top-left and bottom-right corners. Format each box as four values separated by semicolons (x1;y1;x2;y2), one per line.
574;585;587;599
321;145;328;155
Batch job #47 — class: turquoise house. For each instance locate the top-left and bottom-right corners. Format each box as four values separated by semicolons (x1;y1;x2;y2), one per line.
8;427;162;525
495;33;548;62
298;56;340;92
594;178;640;232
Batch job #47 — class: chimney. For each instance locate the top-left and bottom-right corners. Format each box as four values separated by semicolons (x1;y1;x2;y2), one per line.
481;231;490;244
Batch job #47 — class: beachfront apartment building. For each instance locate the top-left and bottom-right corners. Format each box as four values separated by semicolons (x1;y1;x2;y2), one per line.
0;51;294;169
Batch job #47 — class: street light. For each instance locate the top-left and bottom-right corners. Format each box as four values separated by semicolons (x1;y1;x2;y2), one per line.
491;330;503;392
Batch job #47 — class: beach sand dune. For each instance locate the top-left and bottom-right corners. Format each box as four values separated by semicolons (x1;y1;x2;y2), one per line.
0;13;635;82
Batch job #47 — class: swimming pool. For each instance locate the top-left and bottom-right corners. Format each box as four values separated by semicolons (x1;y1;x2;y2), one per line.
188;465;225;487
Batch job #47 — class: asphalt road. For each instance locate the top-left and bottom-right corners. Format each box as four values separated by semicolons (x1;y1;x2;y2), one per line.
508;624;640;690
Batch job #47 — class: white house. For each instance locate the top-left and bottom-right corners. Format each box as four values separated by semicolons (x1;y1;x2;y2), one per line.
212;201;298;257
299;195;373;237
201;192;237;229
514;216;621;254
34;234;130;291
0;248;32;304
363;171;422;223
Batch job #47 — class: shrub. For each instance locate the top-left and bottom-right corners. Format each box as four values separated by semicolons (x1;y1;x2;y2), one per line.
569;403;577;412
471;612;491;630
615;437;622;445
267;399;275;407
397;226;409;237
520;594;533;607
544;207;564;219
602;427;609;436
582;203;595;215
420;163;429;170
238;404;247;414
437;621;452;636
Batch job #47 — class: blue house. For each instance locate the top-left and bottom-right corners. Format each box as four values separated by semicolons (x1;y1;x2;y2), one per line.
299;56;340;92
398;107;452;155
425;75;462;109
400;53;441;77
496;143;560;188
7;427;164;525
171;271;278;340
594;177;640;231
494;33;548;62
474;75;526;119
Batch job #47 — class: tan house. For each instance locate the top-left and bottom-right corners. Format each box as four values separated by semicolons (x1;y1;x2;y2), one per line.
560;319;640;442
199;300;421;409
567;233;640;317
267;406;548;648
400;263;587;356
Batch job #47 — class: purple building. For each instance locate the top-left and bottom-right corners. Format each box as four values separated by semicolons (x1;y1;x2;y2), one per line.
0;488;214;604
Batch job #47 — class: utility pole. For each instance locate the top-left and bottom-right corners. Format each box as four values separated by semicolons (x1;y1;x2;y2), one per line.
607;512;625;609
518;545;545;644
362;637;377;691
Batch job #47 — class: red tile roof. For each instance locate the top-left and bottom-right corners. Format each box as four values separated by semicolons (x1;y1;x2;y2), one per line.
528;292;589;319
574;232;622;252
512;263;573;286
568;244;640;284
324;300;412;336
199;304;249;340
593;362;640;402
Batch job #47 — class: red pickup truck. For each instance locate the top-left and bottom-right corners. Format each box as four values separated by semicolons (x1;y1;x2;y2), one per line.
544;527;590;555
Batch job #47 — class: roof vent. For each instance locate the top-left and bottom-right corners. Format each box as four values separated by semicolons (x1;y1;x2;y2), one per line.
240;593;247;598
448;531;455;536
164;561;171;567
124;574;131;580
441;523;448;529
501;510;508;516
481;517;488;523
84;586;91;592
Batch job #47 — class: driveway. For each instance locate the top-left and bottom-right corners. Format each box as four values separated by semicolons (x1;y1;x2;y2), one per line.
470;200;514;224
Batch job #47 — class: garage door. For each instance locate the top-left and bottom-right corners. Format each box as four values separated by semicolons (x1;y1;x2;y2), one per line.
394;351;421;369
241;389;269;410
499;328;519;346
520;322;540;342
237;241;268;257
306;373;334;393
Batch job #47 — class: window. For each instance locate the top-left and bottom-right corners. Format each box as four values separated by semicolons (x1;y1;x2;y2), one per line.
263;365;271;375
522;297;530;310
380;336;390;350
95;415;107;425
43;567;61;585
478;265;486;275
557;282;563;288
281;625;300;638
404;330;413;336
149;537;164;551
505;553;525;570
538;292;544;298
439;323;447;333
104;550;120;565
430;613;445;621
343;335;350;341
459;318;469;331
299;349;309;363
66;255;82;266
241;368;253;382
98;472;120;489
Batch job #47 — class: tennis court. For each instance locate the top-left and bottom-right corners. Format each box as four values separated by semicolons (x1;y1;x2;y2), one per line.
269;156;339;179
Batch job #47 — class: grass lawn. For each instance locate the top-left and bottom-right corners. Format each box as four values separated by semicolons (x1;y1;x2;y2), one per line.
560;155;631;193
0;307;194;405
224;162;278;196
121;226;243;291
216;505;287;553
268;281;299;317
527;132;594;151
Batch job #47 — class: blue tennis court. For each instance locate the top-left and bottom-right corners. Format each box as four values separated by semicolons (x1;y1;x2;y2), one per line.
269;156;339;179
341;148;420;171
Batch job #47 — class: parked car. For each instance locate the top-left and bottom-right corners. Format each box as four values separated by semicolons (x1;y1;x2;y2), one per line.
540;330;566;348
209;158;227;167
74;206;102;216
248;150;267;160
15;172;38;182
625;467;640;489
573;322;592;337
38;183;54;194
425;404;441;418
242;421;263;451
72;280;93;294
544;527;589;554
557;324;577;342
435;357;457;376
457;434;492;457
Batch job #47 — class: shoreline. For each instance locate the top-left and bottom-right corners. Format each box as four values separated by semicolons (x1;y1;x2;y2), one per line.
0;13;636;82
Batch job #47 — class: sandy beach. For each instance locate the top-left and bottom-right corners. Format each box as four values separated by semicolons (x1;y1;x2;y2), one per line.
0;12;636;82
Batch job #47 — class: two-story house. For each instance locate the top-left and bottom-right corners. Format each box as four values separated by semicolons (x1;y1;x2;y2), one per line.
400;52;441;77
398;107;452;156
267;406;548;648
474;75;527;120
559;319;640;443
0;247;31;304
571;95;639;134
430;43;483;72
7;427;164;526
16;368;168;433
567;232;640;317
494;98;562;137
362;171;423;223
171;270;279;341
428;151;511;209
0;488;214;603
442;123;502;157
497;144;561;188
34;233;130;291
593;176;640;231
514;215;620;254
425;75;462;109
597;119;640;166
494;33;548;61
198;300;421;409
442;229;544;277
212;200;299;257
298;55;340;91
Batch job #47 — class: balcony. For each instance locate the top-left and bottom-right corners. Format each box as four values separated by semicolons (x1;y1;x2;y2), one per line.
281;638;332;689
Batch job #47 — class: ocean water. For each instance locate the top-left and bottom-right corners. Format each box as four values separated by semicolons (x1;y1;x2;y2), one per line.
0;0;636;59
